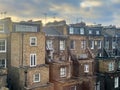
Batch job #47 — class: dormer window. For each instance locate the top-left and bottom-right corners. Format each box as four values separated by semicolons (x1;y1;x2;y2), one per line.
89;30;92;34
69;27;74;34
80;28;84;34
96;31;100;35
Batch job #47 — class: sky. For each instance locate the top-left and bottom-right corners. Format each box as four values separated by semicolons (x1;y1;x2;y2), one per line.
0;0;120;26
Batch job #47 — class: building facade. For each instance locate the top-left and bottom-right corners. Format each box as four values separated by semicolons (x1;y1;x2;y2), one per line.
43;21;83;90
8;21;54;90
0;17;12;89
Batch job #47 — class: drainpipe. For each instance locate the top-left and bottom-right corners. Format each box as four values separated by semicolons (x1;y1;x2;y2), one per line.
21;33;24;67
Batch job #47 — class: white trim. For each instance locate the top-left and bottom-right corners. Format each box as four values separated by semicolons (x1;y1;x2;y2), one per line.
84;64;89;73
96;30;100;35
0;58;6;68
60;67;66;77
30;54;37;67
60;40;65;50
46;40;53;50
69;27;74;34
108;62;114;71
30;37;37;46
33;73;40;82
0;39;6;52
115;77;119;88
89;30;92;34
80;28;84;34
91;40;94;49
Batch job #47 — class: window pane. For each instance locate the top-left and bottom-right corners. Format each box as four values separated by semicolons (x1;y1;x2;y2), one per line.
60;40;65;50
30;37;37;46
81;40;86;49
60;67;66;77
115;77;119;88
69;27;74;34
70;40;75;49
0;59;5;68
96;31;100;35
46;40;53;49
34;73;40;82
30;54;36;67
0;40;6;52
80;28;84;34
84;64;89;73
89;30;92;34
90;40;94;49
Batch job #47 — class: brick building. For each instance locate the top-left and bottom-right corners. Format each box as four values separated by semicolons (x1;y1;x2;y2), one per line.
0;17;12;89
96;56;120;90
68;22;98;90
8;21;54;90
43;21;82;90
103;25;120;56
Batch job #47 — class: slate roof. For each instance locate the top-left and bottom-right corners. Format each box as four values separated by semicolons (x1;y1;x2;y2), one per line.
43;27;63;36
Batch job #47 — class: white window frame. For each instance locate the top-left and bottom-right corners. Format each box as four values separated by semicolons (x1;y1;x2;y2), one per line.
70;40;75;50
70;86;76;90
69;27;74;34
0;39;6;52
33;73;40;82
108;62;114;71
89;30;92;34
81;40;86;49
96;31;100;35
90;40;94;49
46;40;53;50
95;81;100;90
80;28;84;35
60;40;65;50
60;67;66;77
115;77;119;88
84;64;89;73
112;40;116;49
0;59;6;68
30;54;37;67
0;24;4;32
30;37;37;46
98;40;102;49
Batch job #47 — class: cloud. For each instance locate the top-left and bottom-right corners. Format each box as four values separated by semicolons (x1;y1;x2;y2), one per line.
0;0;120;26
80;1;102;8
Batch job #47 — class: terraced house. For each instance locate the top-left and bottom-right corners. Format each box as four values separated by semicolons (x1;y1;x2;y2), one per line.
0;17;120;90
0;17;12;89
43;21;82;90
68;22;99;90
8;20;54;90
